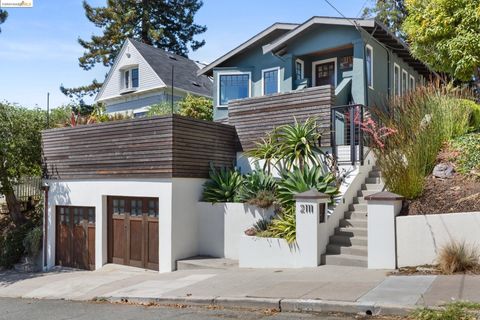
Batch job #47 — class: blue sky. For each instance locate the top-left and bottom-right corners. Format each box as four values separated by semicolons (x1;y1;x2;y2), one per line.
0;0;370;109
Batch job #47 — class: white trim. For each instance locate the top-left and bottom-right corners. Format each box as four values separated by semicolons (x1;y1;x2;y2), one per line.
198;23;298;76
312;57;337;87
295;59;305;79
401;69;408;94
261;67;281;95
409;74;415;91
216;70;252;107
366;44;374;89
393;63;401;96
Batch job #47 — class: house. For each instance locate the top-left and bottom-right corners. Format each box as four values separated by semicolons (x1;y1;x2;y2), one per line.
198;17;431;121
95;39;213;117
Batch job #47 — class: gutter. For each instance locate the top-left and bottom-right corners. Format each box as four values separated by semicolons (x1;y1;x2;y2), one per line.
41;182;49;271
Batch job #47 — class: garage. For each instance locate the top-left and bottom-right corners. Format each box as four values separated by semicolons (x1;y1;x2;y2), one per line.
56;206;96;270
107;196;159;270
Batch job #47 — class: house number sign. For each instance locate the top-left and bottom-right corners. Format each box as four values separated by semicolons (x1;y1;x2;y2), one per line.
300;204;314;214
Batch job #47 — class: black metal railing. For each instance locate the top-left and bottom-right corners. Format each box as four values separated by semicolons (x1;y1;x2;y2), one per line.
330;104;368;165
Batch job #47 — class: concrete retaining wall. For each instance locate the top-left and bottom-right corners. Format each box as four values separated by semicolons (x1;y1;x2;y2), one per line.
396;211;480;267
239;236;304;268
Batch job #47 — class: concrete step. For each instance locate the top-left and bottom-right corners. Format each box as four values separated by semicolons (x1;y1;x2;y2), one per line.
369;170;381;178
361;183;384;191
349;203;367;212
339;218;367;228
344;210;367;219
326;244;368;256
335;226;368;237
321;253;368;267
353;196;366;204
357;189;381;197
330;234;368;247
176;256;238;271
365;177;381;184
371;165;381;171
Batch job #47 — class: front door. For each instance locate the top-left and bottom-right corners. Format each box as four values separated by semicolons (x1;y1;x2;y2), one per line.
315;61;335;86
107;196;159;270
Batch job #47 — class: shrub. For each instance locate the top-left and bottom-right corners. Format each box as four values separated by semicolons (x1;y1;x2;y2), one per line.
236;171;277;208
202;165;243;203
451;133;480;176
178;94;213;121
147;102;179;116
437;241;480;275
0;221;33;268
23;226;43;258
412;301;480;320
266;212;296;244
244;133;279;175
462;99;480;132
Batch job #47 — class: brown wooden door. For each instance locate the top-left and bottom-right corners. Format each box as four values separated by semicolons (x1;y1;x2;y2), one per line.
315;61;335;86
56;206;95;270
107;196;159;270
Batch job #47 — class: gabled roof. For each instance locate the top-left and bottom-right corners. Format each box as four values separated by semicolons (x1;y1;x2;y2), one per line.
197;23;299;76
130;39;213;97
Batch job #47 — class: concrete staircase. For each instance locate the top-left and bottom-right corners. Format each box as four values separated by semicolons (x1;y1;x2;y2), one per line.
321;166;383;267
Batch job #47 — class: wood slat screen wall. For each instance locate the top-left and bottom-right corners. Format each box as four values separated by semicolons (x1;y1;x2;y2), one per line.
227;85;335;151
42;115;237;180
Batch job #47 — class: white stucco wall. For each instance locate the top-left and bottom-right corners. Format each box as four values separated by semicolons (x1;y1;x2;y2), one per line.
239;236;304;268
197;202;275;260
45;179;173;272
397;212;480;267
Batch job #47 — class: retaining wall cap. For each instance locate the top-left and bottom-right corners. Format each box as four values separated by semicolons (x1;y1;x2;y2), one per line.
364;191;404;201
294;189;330;200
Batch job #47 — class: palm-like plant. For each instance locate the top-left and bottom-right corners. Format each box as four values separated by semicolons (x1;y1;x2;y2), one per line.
202;165;243;203
244;132;279;174
275;117;323;170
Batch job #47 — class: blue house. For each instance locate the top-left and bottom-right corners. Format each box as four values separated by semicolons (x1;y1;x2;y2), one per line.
198;17;431;121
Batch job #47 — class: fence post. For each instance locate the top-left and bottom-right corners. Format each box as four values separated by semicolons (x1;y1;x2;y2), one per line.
294;190;330;267
365;191;404;269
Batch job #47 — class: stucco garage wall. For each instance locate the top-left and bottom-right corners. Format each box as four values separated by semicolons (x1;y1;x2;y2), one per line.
45;179;173;272
197;203;275;260
396;212;480;267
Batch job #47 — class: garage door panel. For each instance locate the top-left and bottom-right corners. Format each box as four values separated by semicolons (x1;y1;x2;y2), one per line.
112;218;125;261
147;221;159;267
129;220;143;262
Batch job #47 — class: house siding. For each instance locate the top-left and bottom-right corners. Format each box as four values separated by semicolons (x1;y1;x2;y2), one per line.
105;90;184;115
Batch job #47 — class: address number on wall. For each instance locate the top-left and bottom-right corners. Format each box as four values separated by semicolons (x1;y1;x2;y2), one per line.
300;204;314;214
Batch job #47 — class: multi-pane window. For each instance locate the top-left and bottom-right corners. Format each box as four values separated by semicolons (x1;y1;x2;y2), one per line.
73;207;83;225
131;199;143;216
113;199;125;215
131;68;139;88
402;70;408;94
409;75;415;91
219;73;250;105
263;68;279;95
366;45;373;88
148;200;158;217
295;60;304;80
394;64;401;96
88;208;95;224
122;67;139;90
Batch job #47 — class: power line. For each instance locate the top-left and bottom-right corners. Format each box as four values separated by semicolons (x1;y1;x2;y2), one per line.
356;0;370;18
323;0;360;30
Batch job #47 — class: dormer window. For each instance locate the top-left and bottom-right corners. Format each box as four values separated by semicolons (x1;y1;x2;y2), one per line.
122;67;139;91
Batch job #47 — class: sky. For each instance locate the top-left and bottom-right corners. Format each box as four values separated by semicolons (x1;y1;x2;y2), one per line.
0;0;371;109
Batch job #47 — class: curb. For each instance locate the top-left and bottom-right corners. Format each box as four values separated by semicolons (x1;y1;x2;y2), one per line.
100;295;415;316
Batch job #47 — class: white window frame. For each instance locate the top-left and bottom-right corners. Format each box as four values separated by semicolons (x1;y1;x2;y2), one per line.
393;63;401;96
121;66;139;91
295;59;304;79
366;44;374;89
402;69;408;94
216;70;252;107
261;67;281;96
312;57;338;87
409;74;416;91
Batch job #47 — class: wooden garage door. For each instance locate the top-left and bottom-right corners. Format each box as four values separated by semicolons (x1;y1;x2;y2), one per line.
56;206;95;270
107;196;159;270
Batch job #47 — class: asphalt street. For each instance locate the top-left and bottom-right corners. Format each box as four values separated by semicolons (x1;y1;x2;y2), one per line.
0;298;377;320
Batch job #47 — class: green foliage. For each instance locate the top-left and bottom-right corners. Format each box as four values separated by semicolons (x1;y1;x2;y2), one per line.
403;0;480;81
202;166;243;203
276;166;338;212
49;105;73;128
451;133;480;176
178;94;213;121
362;0;406;38
460;99;480;131
147;102;179;117
412;301;479;320
23;226;43;258
244;133;279;174
373;85;473;199
267;212;297;244
253;217;273;233
236;171;277;208
0;221;34;268
0;9;7;33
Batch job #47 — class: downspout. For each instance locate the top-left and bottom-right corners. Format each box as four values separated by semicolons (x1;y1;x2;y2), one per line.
41;183;49;271
363;44;369;107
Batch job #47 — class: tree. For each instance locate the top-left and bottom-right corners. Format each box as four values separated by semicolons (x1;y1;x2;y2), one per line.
178;94;213;121
0;9;7;33
0;103;46;224
62;0;206;100
362;0;407;39
403;0;480;82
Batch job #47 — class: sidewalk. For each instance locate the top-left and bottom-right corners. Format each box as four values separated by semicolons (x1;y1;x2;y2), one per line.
0;264;479;316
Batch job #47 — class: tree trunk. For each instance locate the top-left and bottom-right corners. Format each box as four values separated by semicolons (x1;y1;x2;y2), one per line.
4;187;25;225
140;0;152;45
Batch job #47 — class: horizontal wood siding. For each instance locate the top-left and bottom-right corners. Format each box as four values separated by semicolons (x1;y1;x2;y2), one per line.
42;115;237;180
227;86;335;151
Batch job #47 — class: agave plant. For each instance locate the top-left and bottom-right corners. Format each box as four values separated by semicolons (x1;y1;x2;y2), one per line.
202;165;243;203
275;117;323;170
276;165;339;210
237;171;276;200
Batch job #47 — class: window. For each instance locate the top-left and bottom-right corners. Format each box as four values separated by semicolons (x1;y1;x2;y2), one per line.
218;73;250;106
402;69;408;94
262;67;279;95
295;59;304;80
148;200;158;218
409;75;415;91
131;199;143;216
122;67;139;90
394;64;401;96
366;45;373;88
113;199;125;215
